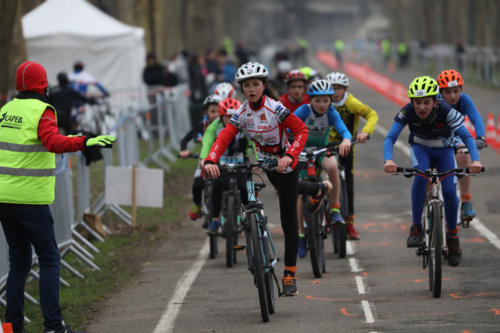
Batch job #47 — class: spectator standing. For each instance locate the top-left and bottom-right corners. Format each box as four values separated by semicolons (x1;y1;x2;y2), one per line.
49;72;95;135
0;61;115;333
235;40;250;66
188;54;208;124
143;52;165;87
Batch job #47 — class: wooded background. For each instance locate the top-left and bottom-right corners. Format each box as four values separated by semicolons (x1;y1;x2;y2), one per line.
1;0;499;106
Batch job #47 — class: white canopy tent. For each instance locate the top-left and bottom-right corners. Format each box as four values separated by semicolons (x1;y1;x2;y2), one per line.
22;0;146;93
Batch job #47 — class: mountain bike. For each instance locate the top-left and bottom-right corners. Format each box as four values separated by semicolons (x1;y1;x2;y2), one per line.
298;146;330;277
393;167;483;298
325;142;359;258
219;159;280;322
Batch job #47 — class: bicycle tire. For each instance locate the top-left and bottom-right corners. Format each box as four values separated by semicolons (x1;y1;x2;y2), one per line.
305;207;322;278
225;196;236;268
339;172;349;219
262;228;275;314
249;213;269;322
332;222;347;258
209;234;218;259
429;201;442;298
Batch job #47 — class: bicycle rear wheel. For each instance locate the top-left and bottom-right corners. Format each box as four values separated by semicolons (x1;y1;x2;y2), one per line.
249;213;269;322
332;222;347;258
209;234;218;259
428;201;442;298
225;196;236;268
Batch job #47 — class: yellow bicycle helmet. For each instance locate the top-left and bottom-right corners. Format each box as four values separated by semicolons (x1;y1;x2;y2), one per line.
407;76;439;98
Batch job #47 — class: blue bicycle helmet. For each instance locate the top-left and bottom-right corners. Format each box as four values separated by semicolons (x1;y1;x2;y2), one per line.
307;79;334;96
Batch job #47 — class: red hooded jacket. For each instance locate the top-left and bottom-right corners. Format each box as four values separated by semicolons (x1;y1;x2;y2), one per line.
15;61;85;153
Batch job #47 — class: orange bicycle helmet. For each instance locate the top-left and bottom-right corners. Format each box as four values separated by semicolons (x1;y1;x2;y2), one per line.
437;69;464;89
218;98;241;116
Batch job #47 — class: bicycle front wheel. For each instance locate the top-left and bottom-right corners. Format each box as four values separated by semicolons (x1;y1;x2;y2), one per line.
339;172;349;219
428;201;442;298
305;207;323;278
249;213;269;322
225;196;236;268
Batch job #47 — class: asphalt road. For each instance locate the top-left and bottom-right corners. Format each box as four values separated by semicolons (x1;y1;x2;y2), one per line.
87;64;500;333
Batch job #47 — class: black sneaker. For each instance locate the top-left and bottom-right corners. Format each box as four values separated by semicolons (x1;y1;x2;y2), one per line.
282;274;298;296
308;180;332;213
406;224;423;248
45;325;84;333
446;236;462;266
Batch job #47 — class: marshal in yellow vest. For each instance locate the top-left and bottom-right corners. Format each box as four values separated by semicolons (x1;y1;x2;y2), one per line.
0;98;57;204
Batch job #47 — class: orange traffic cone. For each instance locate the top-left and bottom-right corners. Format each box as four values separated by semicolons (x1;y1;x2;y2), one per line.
485;112;496;145
494;115;500;150
464;116;476;138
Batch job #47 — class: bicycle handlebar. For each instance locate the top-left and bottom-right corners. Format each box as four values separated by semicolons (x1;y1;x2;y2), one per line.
298;141;359;161
218;159;278;174
393;166;485;179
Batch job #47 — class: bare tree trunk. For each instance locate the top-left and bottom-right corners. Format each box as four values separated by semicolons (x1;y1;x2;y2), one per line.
0;0;19;106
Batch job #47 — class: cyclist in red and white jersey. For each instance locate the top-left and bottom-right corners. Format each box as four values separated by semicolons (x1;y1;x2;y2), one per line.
204;62;321;296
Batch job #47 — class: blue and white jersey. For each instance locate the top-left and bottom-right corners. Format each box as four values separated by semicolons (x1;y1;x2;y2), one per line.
384;100;480;162
394;101;463;148
294;104;351;147
437;92;485;138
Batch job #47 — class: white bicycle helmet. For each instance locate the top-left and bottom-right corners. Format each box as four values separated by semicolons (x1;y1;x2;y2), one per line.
327;72;349;87
203;94;222;107
214;82;235;99
235;62;269;82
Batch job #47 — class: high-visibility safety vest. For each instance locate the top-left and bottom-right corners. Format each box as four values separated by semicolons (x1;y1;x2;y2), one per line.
0;98;56;204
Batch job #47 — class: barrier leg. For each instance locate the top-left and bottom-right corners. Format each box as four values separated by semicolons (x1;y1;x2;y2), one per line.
60;259;84;279
72;230;99;254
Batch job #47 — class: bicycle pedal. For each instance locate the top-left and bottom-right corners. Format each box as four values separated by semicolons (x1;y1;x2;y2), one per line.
416;247;426;256
234;245;246;251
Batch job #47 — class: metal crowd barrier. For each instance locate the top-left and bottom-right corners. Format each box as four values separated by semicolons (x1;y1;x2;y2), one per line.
0;83;192;316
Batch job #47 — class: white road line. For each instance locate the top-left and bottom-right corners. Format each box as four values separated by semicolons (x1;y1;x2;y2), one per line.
376;123;500;252
152;240;209;333
349;258;363;272
346;240;355;255
355;276;366;294
472;218;500;250
361;300;375;323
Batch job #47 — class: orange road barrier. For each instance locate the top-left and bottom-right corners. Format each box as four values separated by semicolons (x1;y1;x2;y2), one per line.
1;322;13;333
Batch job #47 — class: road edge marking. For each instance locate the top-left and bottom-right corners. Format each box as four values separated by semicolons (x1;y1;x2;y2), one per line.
152;239;209;333
361;300;376;323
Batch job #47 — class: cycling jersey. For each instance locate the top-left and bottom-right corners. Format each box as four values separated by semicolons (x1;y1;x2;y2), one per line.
68;70;109;96
280;93;309;112
200;118;256;162
206;96;308;169
384;101;480;161
437;92;485;138
294;104;351;147
329;92;378;142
